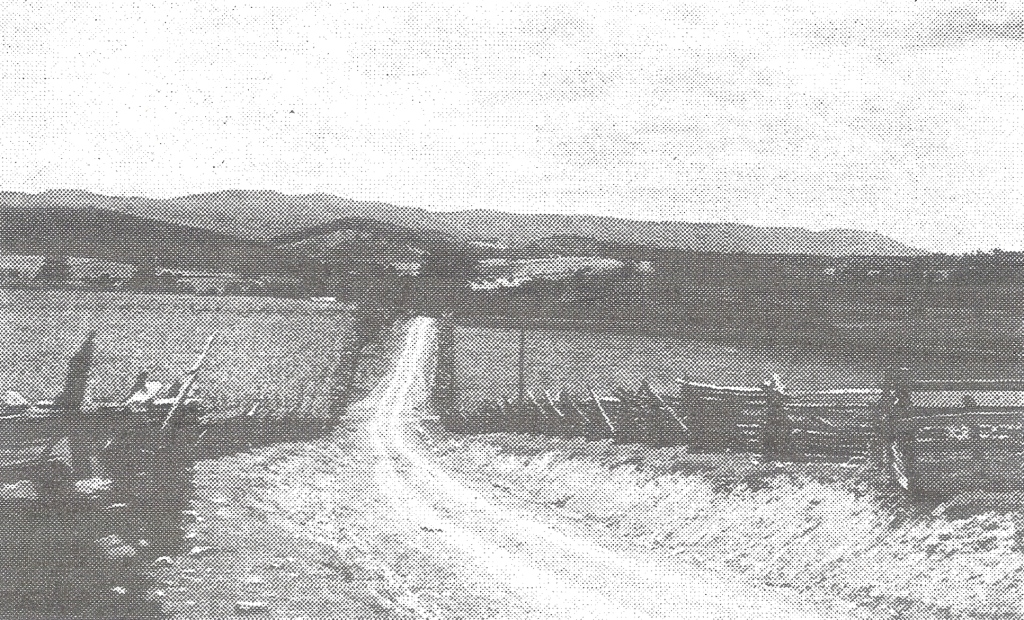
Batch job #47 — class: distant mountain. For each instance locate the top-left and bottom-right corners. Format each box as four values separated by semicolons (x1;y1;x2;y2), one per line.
3;190;924;257
0;191;299;274
427;210;923;257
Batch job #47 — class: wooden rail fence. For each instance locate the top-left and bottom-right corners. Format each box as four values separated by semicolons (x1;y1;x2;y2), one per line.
435;339;1024;496
437;379;881;465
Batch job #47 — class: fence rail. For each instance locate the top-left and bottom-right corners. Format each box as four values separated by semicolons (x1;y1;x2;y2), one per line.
438;379;881;463
435;362;1024;496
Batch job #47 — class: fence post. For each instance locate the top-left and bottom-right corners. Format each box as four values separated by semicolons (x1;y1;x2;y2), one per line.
645;379;687;446
760;373;788;461
611;388;635;443
678;380;701;451
544;389;567;436
527;389;546;434
434;313;456;424
517;321;527;424
879;366;914;490
62;332;97;479
562;389;588;437
876;368;897;466
589;388;615;438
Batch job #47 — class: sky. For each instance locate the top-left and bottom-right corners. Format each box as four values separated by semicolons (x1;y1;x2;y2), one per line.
1;1;1023;253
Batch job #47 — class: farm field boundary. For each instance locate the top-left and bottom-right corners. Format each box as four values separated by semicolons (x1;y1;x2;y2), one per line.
0;290;400;619
440;320;1024;496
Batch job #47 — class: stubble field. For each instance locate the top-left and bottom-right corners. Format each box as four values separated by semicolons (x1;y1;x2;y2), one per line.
0;290;360;421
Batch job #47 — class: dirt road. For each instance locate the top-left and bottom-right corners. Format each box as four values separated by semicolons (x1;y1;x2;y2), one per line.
159;316;862;618
355;316;860;620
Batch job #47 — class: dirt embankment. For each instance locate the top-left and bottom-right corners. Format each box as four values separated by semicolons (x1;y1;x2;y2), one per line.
426;427;1024;619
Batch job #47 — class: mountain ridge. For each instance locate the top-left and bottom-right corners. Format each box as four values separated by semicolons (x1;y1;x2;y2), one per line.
0;192;302;274
0;190;924;257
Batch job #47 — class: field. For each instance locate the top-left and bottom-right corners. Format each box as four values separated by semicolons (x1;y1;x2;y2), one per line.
0;289;364;619
443;279;1024;360
452;323;1024;412
0;289;360;421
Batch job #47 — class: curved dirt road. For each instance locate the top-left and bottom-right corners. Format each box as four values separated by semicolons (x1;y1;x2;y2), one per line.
358;316;859;620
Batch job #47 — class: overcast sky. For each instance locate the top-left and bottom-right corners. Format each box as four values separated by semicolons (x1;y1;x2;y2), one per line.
2;1;1023;252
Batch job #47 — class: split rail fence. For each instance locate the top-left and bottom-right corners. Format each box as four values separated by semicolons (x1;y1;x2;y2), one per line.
435;380;881;465
433;323;1024;495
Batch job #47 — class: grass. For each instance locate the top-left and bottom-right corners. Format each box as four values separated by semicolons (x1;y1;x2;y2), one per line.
429;431;1024;619
0;289;359;420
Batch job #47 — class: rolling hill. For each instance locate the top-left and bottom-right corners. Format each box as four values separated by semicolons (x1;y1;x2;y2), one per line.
0;191;301;274
9;190;923;257
265;216;455;265
0;188;925;280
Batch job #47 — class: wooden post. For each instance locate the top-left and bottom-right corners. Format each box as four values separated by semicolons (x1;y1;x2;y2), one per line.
447;320;456;420
589;387;615;437
527;389;545;434
57;332;96;411
544;388;569;436
162;334;215;429
612;388;640;443
678;379;702;451
645;380;687;439
562;389;589;436
876;367;898;466
760;373;788;461
517;321;527;418
433;313;456;420
880;366;913;491
62;332;97;479
497;397;512;433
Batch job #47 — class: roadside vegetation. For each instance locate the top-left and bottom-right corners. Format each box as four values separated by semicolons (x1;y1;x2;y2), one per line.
428;431;1024;619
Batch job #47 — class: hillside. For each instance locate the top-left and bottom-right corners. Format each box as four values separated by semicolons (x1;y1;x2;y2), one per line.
10;190;923;257
266;217;454;265
0;191;300;274
423;210;923;257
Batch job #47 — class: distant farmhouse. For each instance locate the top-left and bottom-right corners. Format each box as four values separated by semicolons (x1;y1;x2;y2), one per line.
390;262;421;277
0;255;136;288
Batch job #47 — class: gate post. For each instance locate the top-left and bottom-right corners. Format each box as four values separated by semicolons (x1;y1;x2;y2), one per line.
879;366;914;491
